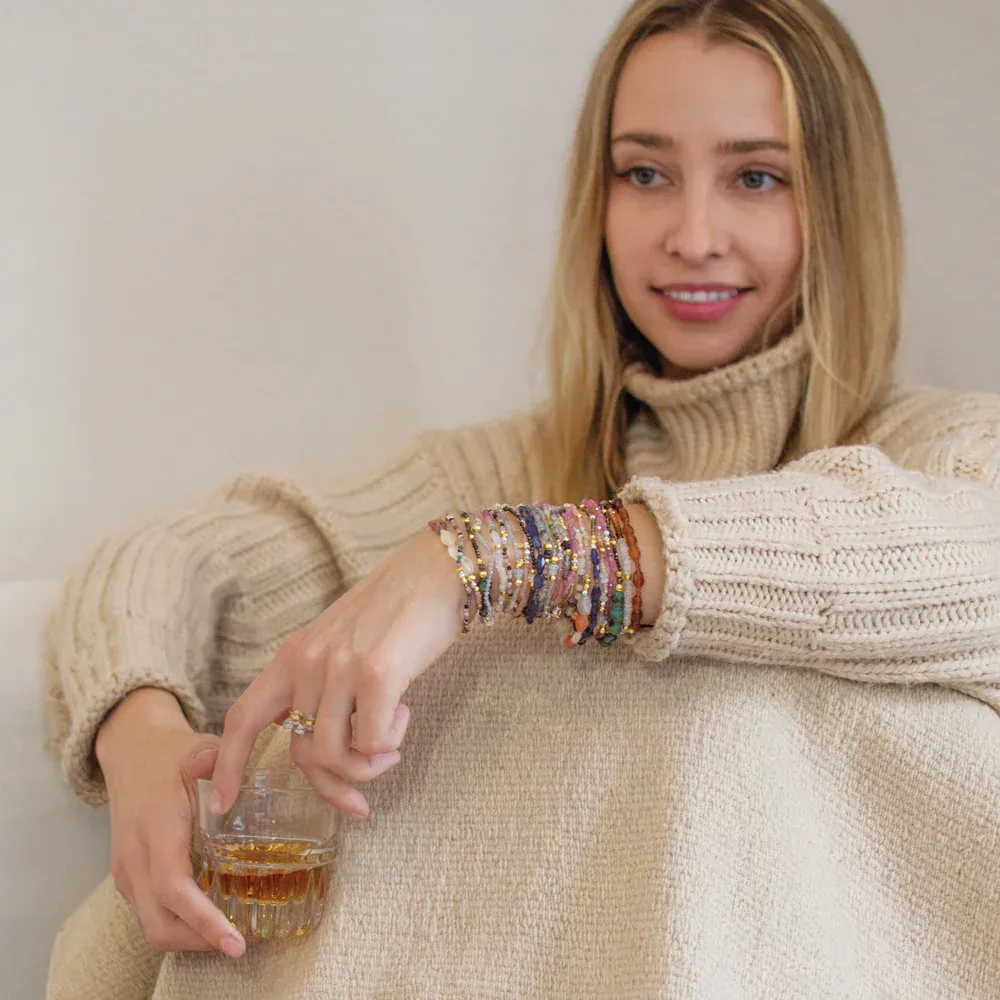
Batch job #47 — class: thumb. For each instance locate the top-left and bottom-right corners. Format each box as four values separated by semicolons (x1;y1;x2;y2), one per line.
182;739;222;782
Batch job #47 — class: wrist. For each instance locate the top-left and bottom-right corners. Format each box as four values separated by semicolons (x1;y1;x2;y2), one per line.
421;526;468;610
95;687;192;771
428;500;661;641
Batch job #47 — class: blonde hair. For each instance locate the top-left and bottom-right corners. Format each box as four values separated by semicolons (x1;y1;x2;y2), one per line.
542;0;904;500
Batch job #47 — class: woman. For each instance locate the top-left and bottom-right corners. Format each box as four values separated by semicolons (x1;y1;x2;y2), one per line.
46;0;1000;997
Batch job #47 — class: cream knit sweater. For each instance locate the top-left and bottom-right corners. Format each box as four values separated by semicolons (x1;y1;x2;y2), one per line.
45;329;1000;999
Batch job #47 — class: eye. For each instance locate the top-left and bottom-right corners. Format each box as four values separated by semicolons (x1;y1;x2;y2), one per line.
739;170;784;192
620;165;667;189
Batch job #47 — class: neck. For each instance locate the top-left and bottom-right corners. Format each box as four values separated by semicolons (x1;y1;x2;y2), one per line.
623;326;810;483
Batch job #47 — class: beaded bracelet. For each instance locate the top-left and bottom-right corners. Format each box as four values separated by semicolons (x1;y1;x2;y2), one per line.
428;515;478;633
536;504;562;620
613;500;644;632
499;504;532;618
461;512;492;625
429;498;645;647
584;500;612;641
552;505;575;619
492;506;519;618
485;508;513;616
605;503;634;637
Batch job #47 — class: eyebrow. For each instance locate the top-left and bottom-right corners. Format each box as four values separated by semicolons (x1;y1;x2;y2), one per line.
610;132;789;155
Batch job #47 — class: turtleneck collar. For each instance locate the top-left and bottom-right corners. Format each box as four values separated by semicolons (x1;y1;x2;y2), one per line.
623;327;810;483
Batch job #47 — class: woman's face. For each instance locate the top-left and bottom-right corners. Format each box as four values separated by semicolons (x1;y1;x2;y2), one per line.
605;31;803;378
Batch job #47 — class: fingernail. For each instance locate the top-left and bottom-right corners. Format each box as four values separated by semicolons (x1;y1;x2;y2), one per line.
193;748;216;763
371;752;400;767
210;790;224;815
220;935;245;959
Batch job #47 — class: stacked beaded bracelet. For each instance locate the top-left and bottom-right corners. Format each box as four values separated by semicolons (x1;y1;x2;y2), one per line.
428;499;645;645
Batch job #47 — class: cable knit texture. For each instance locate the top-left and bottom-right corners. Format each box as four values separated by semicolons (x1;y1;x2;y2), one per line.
45;328;1000;999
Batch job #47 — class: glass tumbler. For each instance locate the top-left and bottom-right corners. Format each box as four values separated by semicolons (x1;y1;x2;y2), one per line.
195;769;339;941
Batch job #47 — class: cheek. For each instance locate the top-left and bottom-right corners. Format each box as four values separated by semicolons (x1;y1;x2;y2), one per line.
749;208;803;287
605;193;656;282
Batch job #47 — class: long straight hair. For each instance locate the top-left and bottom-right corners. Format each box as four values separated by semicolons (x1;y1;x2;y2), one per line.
542;0;904;500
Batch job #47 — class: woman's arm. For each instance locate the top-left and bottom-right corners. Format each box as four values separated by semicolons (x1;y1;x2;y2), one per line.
620;405;1000;693
45;476;344;805
45;413;547;806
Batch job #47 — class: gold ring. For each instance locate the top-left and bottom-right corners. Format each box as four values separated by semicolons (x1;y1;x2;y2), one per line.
282;709;316;737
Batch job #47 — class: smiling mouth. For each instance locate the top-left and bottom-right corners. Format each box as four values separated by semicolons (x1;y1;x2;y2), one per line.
658;288;753;304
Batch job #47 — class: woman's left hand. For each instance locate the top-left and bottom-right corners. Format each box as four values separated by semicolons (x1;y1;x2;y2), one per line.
210;529;466;818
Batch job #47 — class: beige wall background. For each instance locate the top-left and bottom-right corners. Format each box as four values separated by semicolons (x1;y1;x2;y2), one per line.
2;0;997;582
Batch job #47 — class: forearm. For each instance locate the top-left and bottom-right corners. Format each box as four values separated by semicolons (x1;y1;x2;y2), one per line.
621;444;1000;686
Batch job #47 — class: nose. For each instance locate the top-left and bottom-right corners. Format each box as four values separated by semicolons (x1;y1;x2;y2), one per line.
663;183;728;263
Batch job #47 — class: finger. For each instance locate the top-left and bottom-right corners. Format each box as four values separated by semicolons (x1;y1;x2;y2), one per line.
352;665;409;756
181;741;222;783
303;681;400;785
301;763;372;819
151;836;246;957
132;879;216;953
380;702;410;747
161;874;246;958
283;654;324;740
212;665;293;813
310;681;381;781
350;704;410;749
294;732;400;788
285;663;376;810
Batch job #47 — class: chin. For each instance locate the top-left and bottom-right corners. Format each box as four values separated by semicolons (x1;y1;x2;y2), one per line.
652;328;759;378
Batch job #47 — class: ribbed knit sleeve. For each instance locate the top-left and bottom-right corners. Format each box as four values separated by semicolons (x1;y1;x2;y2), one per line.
620;388;1000;698
44;413;545;807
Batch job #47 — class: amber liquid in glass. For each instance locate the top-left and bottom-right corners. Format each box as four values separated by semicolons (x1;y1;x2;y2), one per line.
199;836;333;941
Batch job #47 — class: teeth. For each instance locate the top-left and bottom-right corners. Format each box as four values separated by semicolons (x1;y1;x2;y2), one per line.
664;290;740;304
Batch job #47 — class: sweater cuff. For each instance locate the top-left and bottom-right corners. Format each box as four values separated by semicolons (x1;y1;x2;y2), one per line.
618;473;831;668
619;478;693;662
56;622;208;806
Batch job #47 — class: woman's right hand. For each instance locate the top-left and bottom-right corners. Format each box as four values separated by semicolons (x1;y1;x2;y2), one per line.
95;688;247;959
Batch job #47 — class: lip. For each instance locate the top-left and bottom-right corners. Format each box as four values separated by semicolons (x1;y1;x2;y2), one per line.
655;284;752;323
661;283;749;292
